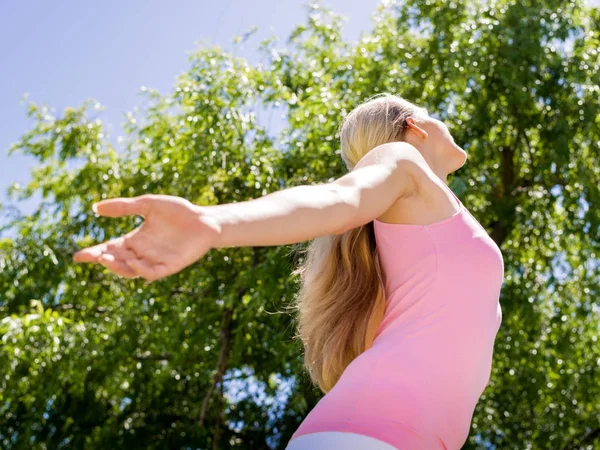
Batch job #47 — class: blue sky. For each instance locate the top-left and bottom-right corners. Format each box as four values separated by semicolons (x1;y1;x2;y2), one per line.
0;0;380;219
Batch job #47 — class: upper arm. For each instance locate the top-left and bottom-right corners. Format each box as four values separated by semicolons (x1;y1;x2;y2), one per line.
328;142;426;233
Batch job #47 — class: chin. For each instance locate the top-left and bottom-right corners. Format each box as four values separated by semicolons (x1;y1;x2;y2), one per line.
449;145;468;172
458;148;468;167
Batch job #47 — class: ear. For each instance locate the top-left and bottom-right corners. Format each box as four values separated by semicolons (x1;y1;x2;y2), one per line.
406;117;428;139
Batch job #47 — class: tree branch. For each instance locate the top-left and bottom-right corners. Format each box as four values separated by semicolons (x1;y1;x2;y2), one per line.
490;125;524;246
199;301;237;426
212;376;225;450
198;249;259;433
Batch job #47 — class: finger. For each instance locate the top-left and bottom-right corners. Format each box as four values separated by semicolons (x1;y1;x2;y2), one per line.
99;254;139;278
125;258;168;281
73;244;108;263
74;233;139;263
93;196;150;218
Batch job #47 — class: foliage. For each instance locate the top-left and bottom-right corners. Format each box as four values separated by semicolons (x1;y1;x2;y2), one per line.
1;1;600;448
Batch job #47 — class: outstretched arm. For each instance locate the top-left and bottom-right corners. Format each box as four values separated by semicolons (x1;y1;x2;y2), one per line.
73;142;421;280
207;141;422;247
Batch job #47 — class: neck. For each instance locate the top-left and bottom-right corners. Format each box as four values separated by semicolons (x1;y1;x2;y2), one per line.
436;171;449;185
424;158;449;184
403;140;449;183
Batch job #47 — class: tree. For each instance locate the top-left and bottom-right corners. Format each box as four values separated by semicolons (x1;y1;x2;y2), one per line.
1;1;599;448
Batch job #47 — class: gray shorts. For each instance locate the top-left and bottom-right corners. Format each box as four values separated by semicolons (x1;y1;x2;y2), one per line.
286;432;398;450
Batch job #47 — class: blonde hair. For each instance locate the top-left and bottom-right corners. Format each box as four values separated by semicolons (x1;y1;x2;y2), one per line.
293;94;424;392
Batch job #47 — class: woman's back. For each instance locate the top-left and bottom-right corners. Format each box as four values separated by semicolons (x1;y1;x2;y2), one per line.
291;184;504;449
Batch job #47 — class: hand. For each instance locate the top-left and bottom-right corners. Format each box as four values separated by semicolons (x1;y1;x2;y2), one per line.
73;194;220;280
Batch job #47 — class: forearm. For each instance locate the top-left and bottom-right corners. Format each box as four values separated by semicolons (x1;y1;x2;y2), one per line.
201;184;350;248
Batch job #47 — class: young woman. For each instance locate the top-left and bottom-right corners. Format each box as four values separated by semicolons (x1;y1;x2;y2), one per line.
73;95;504;450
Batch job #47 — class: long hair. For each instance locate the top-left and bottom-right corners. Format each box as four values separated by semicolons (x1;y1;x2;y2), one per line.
293;94;424;393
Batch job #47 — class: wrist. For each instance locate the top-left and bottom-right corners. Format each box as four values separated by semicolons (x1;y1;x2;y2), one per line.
194;205;225;249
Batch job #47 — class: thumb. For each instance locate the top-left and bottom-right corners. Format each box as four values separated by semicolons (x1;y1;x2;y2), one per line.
93;196;151;218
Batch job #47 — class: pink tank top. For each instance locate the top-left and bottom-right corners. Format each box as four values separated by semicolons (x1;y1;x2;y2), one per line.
291;187;504;449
